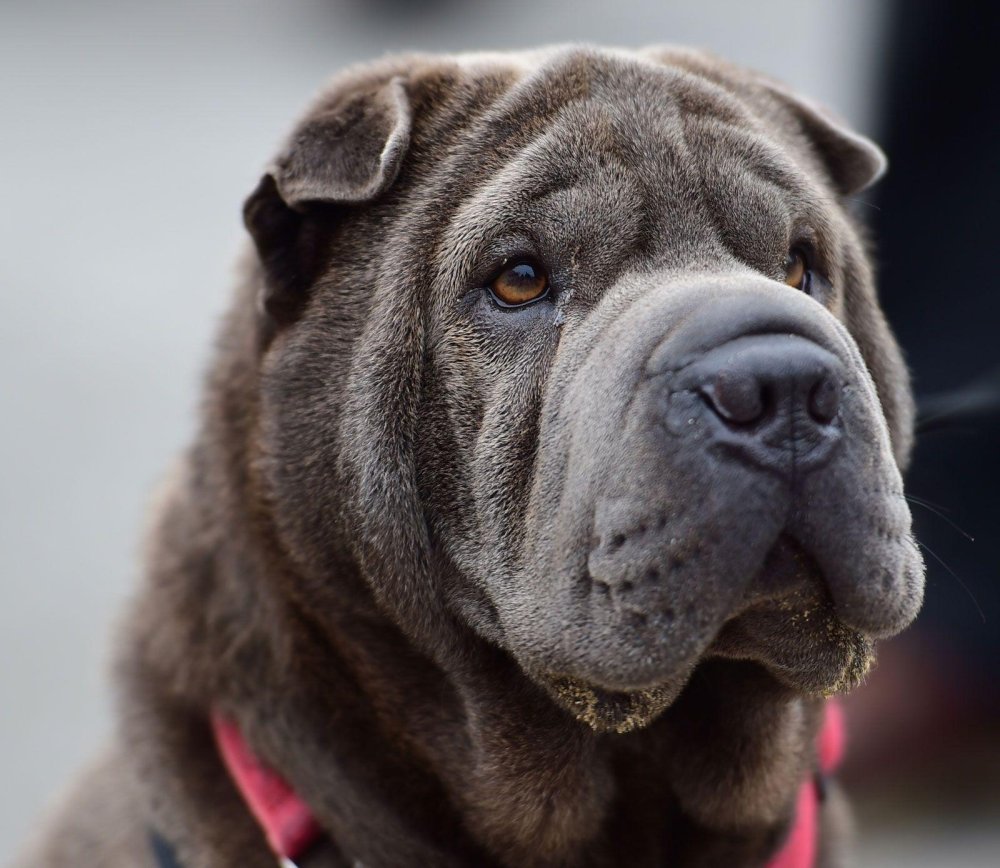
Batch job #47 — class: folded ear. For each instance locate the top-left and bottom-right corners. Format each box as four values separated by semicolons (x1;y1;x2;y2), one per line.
763;82;887;196
243;74;412;323
270;75;411;208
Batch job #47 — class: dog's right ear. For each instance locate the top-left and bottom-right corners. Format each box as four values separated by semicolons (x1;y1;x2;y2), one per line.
759;81;887;196
243;75;412;323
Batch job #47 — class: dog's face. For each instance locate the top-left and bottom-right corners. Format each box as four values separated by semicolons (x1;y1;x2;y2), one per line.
246;47;923;732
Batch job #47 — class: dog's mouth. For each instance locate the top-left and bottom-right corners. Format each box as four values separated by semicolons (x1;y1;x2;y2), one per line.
534;536;873;734
706;537;875;697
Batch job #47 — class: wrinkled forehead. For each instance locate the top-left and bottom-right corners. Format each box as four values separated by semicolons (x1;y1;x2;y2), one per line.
430;49;832;279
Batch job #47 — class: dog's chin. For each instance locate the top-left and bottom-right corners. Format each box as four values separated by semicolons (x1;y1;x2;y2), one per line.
530;600;874;735
534;669;695;734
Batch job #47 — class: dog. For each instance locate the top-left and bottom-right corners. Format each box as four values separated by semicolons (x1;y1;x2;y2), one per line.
14;45;924;867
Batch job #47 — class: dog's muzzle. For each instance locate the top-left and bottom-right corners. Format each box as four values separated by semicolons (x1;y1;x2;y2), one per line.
500;276;922;703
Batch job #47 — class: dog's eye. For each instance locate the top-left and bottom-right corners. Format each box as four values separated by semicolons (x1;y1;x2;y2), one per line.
488;260;550;307
784;248;811;293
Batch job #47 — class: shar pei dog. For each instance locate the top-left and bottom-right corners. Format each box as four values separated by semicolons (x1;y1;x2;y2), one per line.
15;45;924;868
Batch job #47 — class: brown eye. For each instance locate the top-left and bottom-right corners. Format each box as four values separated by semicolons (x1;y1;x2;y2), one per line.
784;248;809;292
489;260;549;307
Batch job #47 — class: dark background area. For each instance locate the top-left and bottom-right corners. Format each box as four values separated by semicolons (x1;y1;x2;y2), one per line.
876;0;999;661
842;1;1000;858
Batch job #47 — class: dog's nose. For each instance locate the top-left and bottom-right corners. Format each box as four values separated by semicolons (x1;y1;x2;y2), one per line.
690;334;844;473
699;335;842;425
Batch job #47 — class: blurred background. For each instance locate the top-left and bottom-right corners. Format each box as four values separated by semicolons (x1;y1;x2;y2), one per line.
1;1;996;864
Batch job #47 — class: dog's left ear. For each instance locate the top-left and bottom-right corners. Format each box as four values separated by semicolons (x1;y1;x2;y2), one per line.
243;74;412;323
764;82;887;196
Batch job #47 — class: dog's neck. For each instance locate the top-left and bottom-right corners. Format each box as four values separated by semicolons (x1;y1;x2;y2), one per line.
122;473;821;867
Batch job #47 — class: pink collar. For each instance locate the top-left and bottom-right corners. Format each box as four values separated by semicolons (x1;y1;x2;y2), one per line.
211;714;322;866
211;701;845;867
767;700;846;868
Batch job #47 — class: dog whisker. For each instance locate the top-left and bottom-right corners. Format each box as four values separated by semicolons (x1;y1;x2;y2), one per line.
845;196;881;212
905;494;975;542
916;538;986;623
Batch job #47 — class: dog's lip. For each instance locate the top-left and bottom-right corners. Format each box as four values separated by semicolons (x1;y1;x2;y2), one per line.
707;593;874;696
708;630;874;696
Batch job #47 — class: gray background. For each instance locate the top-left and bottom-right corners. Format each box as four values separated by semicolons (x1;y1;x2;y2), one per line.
2;1;989;864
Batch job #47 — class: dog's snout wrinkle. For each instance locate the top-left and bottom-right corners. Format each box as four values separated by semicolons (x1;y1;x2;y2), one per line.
642;283;844;380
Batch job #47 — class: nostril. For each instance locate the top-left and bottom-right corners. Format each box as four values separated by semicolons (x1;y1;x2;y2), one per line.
703;367;767;424
808;376;841;424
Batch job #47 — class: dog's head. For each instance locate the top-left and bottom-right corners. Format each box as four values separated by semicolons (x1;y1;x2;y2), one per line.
242;46;923;732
